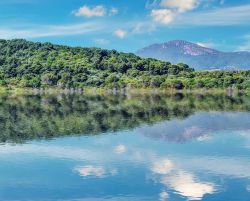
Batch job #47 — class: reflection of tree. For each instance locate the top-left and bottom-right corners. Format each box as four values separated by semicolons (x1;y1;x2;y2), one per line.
0;93;249;143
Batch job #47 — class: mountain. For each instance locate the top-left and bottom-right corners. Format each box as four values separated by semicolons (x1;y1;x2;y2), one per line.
137;40;250;70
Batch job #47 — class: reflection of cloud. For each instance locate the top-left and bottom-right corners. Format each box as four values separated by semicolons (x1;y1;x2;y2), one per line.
159;191;169;200
151;159;216;200
151;159;174;174
0;144;99;161
196;135;212;142
74;166;118;178
181;157;250;179
138;124;210;143
161;171;215;200
75;166;105;177
247;185;250;192
114;144;127;154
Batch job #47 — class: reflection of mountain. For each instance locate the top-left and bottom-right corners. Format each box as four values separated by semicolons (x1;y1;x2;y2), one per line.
0;93;250;143
137;112;250;143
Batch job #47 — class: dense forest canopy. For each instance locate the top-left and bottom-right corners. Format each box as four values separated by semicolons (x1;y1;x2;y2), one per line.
0;39;249;89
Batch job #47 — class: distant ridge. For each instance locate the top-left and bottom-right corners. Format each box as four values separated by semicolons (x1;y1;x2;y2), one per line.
137;40;250;70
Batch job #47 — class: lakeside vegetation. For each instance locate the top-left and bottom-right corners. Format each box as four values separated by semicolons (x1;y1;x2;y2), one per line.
0;92;250;143
0;39;249;90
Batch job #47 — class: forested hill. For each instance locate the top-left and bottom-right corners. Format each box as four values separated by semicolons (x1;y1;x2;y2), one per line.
0;39;249;90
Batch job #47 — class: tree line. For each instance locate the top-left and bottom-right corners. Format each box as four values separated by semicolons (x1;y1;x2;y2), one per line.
0;39;249;90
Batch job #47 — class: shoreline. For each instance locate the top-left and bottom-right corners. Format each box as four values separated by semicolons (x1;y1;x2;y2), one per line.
0;87;249;96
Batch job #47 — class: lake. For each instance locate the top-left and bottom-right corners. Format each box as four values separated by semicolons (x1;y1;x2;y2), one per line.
0;92;250;201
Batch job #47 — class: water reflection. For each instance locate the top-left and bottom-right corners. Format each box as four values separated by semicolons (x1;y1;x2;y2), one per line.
0;92;250;200
74;166;118;178
0;92;249;143
137;112;250;143
114;144;127;154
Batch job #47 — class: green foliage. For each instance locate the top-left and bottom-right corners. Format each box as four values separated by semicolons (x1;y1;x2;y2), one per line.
0;39;249;89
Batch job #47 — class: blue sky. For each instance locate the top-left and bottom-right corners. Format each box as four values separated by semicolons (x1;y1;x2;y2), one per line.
0;0;250;52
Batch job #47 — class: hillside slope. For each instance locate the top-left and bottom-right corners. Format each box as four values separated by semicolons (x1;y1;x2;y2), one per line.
0;39;249;90
0;39;193;88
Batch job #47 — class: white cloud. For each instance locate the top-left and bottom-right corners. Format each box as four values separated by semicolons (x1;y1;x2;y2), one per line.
151;159;174;174
160;0;199;13
73;5;118;18
114;144;127;154
0;22;102;39
114;29;127;39
150;0;199;25
150;9;175;25
74;5;106;17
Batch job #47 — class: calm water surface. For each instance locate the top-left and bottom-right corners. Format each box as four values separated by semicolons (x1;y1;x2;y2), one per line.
0;93;250;201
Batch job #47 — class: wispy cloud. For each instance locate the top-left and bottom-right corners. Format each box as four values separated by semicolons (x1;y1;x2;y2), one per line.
0;22;102;39
132;21;156;34
177;4;250;26
238;34;250;51
237;43;250;52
